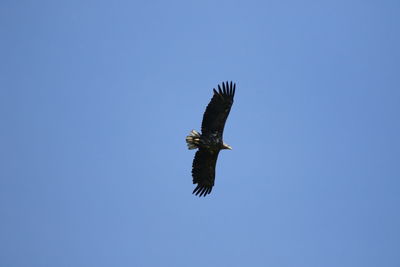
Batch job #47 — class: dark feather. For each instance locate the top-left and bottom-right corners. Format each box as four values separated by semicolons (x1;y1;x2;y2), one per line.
192;149;220;197
201;81;235;136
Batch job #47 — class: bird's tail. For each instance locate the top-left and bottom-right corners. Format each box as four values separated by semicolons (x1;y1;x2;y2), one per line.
186;130;201;149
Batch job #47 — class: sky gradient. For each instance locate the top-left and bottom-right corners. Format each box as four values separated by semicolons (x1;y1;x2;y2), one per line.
1;1;400;266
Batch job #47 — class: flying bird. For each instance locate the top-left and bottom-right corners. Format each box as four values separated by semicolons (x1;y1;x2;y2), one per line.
186;81;236;197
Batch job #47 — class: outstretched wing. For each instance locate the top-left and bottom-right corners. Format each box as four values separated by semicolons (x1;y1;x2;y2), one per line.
192;149;220;197
201;81;235;136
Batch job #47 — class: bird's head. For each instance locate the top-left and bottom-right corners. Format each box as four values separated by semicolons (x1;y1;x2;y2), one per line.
222;143;232;150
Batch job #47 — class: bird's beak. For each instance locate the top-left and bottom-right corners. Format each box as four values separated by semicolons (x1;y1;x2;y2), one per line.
223;144;233;150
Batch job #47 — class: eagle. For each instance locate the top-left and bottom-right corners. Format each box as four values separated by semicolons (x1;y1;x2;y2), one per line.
186;81;236;197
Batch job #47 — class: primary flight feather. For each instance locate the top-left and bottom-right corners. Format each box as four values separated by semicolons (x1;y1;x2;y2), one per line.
186;81;236;197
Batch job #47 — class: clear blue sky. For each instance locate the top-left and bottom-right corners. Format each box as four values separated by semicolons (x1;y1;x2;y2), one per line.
1;1;400;266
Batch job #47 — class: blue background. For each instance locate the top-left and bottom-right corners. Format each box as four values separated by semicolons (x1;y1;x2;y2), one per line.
1;1;400;266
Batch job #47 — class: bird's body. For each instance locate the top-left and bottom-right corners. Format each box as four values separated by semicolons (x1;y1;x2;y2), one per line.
186;81;236;197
